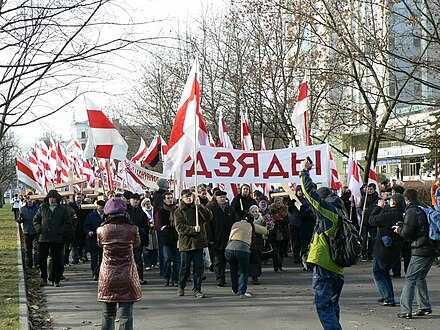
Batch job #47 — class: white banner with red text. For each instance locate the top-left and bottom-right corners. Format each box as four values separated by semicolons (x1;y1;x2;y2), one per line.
120;160;174;191
178;144;330;185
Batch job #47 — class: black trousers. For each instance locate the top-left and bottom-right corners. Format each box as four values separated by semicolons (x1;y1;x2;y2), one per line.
39;242;64;283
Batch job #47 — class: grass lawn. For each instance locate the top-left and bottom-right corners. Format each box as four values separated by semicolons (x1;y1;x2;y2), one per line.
0;205;20;329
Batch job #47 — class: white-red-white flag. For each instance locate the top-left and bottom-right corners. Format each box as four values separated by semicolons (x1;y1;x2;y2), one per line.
16;155;43;193
368;163;379;192
48;137;58;174
218;109;234;149
241;111;253;151
208;131;216;147
56;142;70;183
329;150;343;194
144;134;162;167
131;137;148;164
347;147;363;205
291;79;312;146
163;59;208;177
84;98;128;160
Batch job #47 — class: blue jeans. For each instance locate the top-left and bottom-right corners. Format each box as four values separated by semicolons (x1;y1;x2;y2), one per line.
102;302;133;330
163;245;180;282
373;257;396;304
399;255;435;313
312;265;344;330
225;249;250;295
178;249;203;292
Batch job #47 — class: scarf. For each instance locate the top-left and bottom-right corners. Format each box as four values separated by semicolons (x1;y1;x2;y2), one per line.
163;203;177;227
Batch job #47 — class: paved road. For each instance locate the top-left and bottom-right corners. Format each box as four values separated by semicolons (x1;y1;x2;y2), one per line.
44;260;440;330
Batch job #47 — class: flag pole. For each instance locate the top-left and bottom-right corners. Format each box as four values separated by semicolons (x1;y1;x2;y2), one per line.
194;60;200;227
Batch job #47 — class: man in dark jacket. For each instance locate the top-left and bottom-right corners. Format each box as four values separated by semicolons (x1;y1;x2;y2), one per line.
207;190;235;287
358;183;380;261
18;192;40;268
84;200;105;280
126;193;149;285
369;193;405;306
159;192;180;287
393;189;438;319
231;184;257;222
70;193;91;264
175;189;212;298
33;190;74;286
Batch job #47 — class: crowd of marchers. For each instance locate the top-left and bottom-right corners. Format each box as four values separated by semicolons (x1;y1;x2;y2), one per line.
14;174;440;330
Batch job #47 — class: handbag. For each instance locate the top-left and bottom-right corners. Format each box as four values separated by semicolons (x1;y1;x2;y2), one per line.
261;239;274;259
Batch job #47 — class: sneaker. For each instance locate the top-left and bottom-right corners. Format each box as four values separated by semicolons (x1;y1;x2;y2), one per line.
252;277;259;285
397;312;412;319
382;301;396;307
413;309;432;316
172;281;178;287
41;278;48;286
377;298;385;303
239;292;252;299
194;291;206;299
216;282;225;287
72;260;79;264
164;279;170;287
139;280;147;285
231;290;238;295
145;267;152;271
178;288;184;296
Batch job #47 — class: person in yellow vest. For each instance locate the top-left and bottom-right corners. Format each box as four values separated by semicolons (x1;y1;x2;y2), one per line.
300;159;345;330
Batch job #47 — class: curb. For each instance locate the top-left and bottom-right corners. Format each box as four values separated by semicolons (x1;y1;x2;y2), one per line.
17;225;31;330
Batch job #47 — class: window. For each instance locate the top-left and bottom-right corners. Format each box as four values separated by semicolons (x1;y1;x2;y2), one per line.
81;131;86;139
413;36;420;47
414;82;421;97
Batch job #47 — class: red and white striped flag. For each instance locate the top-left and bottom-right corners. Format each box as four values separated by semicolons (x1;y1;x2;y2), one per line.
218;109;234;149
16;155;43;193
131;137;148;164
56;142;70;183
241;111;253;151
144;134;162;167
291;79;312;146
163;59;209;177
329;151;343;194
368;163;379;192
347;147;363;205
208;131;216;147
84;98;128;160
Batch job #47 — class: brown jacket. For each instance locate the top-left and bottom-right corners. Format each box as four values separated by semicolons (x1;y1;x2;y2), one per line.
175;201;212;252
97;215;141;303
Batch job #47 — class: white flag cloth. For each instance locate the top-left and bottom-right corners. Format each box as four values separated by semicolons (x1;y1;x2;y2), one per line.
16;155;43;193
84;98;128;160
163;59;208;177
291;80;311;146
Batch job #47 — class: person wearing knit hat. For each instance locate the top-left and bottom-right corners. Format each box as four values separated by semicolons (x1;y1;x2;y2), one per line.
97;197;141;329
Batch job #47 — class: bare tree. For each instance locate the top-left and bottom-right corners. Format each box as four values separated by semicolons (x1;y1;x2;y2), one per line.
0;131;19;207
0;0;161;143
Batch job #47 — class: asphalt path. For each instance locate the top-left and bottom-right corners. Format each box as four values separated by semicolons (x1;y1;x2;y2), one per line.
44;259;440;329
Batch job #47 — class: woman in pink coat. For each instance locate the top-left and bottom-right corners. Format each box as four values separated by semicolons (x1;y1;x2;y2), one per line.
97;198;141;330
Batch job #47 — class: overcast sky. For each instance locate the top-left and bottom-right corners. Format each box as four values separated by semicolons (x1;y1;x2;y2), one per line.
13;0;221;148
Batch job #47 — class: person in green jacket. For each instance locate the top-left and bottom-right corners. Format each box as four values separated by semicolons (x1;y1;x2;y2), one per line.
300;159;345;330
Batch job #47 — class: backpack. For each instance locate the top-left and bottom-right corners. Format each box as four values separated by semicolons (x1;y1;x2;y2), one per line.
419;206;440;255
321;213;363;268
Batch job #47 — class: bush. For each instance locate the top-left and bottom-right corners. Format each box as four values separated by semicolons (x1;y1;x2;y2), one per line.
401;181;433;206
